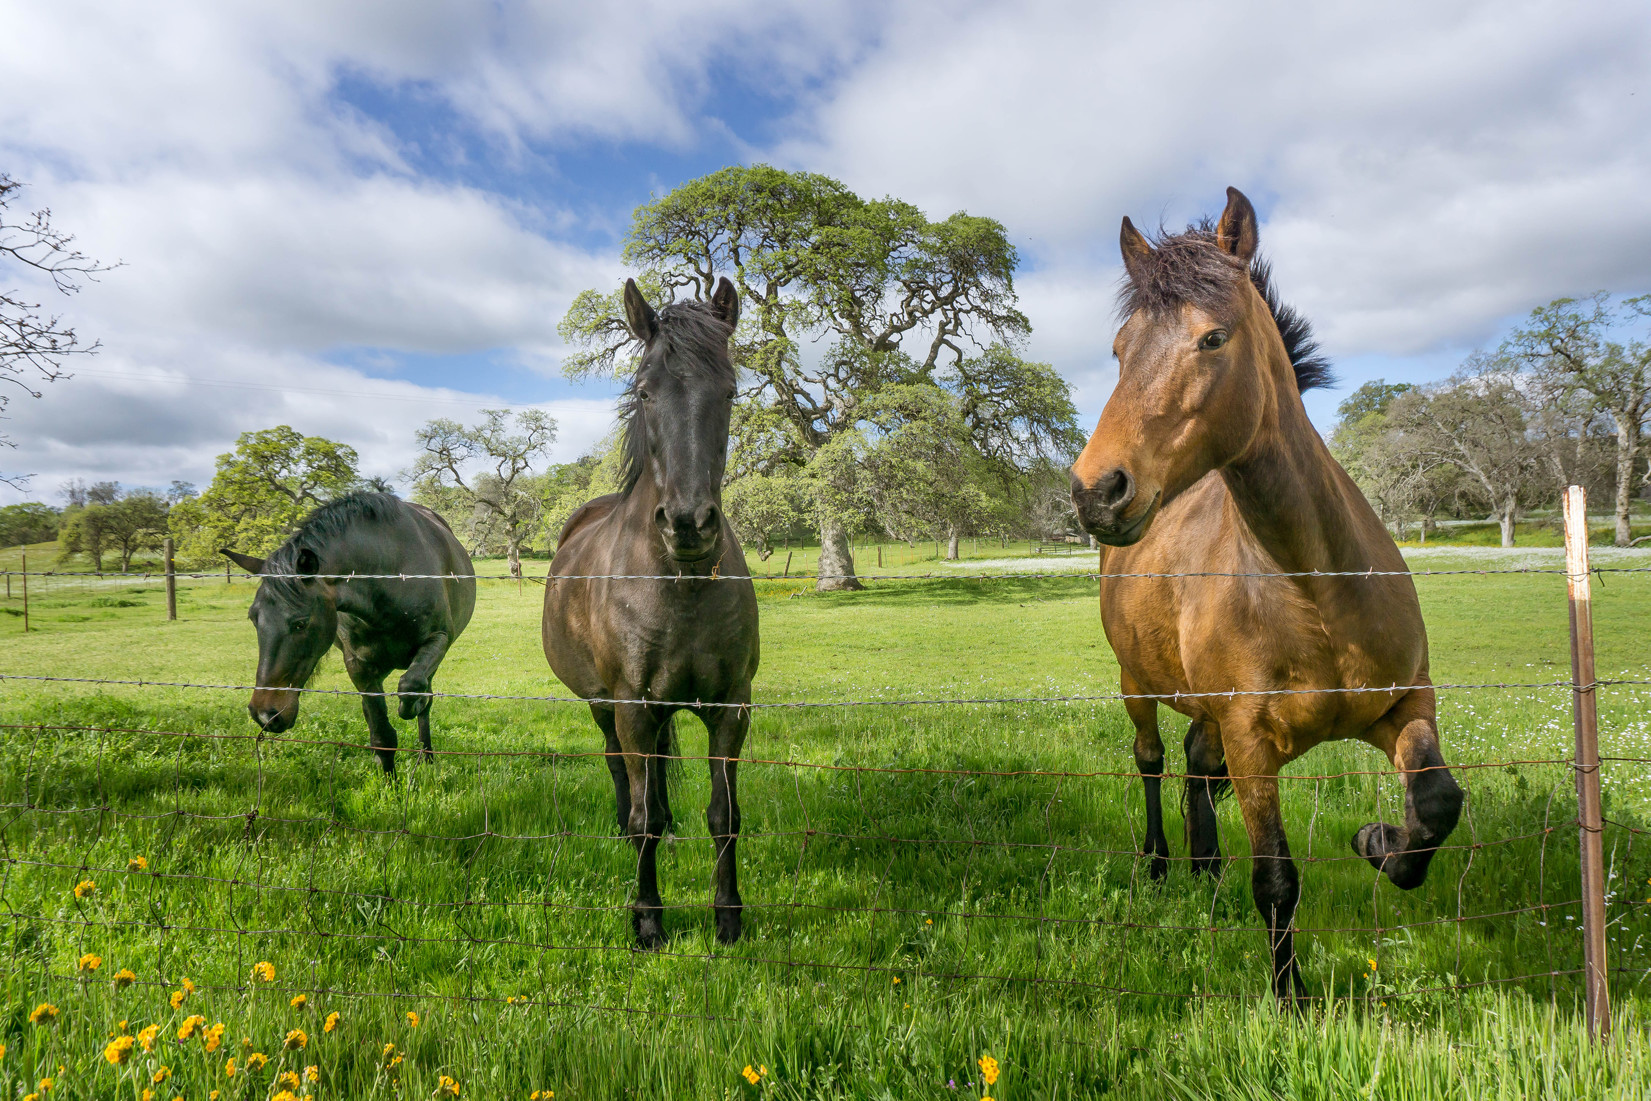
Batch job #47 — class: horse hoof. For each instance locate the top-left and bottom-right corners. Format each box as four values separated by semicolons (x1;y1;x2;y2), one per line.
1353;823;1404;871
1146;855;1168;882
715;907;743;945
633;911;666;949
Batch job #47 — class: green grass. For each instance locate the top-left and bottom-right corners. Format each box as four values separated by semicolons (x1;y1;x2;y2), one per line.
2;554;1650;1098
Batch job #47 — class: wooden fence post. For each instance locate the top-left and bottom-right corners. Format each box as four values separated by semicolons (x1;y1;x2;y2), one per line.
1563;485;1610;1040
164;537;177;621
20;546;28;633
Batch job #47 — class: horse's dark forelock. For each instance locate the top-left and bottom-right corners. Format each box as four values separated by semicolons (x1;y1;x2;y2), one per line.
1115;219;1334;393
260;491;403;608
619;299;736;495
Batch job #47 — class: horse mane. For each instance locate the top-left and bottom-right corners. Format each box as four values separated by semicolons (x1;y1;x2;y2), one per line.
263;491;403;596
618;299;736;495
1115;218;1334;393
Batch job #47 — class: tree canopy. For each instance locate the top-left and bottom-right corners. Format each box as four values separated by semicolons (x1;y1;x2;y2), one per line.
558;164;1078;586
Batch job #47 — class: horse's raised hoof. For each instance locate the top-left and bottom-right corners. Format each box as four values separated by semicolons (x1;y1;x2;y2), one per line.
715;905;743;945
1353;822;1420;885
396;677;431;721
632;910;666;950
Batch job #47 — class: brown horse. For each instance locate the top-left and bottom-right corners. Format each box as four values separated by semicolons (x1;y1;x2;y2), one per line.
1070;188;1463;1000
542;277;759;948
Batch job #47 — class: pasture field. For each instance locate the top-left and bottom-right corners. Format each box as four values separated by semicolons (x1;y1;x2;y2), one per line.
2;552;1650;1099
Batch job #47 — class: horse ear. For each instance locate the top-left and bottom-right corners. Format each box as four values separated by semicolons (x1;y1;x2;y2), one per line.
295;547;321;578
221;549;265;575
622;278;658;343
1215;186;1258;262
709;276;740;330
1119;216;1152;284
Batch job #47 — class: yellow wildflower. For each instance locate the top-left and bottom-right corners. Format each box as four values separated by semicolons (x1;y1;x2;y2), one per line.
305;1065;319;1082
323;1011;340;1033
152;1066;171;1084
169;990;185;1010
891;976;900;985
284;1029;308;1051
278;1071;301;1091
1368;957;1378;972
142;1090;154;1101
245;1052;268;1073
272;1093;297;1101
137;1024;161;1052
113;968;136;989
406;1011;420;1028
742;1065;762;1085
28;1003;59;1025
225;1058;237;1078
203;1022;226;1053
434;1075;462;1098
128;855;148;872
105;1036;135;1065
177;1015;205;1040
73;879;96;899
252;961;275;983
383;1043;397;1063
530;1092;554;1100
290;993;308;1010
181;976;195;994
979;1054;1000;1086
78;952;103;972
38;1078;54;1092
211;1093;220;1101
24;1093;38;1101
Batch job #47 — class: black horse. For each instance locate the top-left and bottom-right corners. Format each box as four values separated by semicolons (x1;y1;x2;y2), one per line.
223;492;476;774
542;278;760;947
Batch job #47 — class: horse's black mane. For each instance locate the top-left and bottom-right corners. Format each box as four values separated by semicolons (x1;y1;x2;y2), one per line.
263;491;403;601
618;299;736;495
1116;218;1334;393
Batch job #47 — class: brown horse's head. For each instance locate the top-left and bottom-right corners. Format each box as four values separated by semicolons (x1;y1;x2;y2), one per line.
1071;187;1332;545
620;276;741;563
223;546;337;732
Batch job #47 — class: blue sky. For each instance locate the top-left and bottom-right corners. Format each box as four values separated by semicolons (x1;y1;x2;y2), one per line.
2;1;1649;500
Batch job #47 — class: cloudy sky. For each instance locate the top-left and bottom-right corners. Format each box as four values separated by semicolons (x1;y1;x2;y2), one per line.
2;0;1648;502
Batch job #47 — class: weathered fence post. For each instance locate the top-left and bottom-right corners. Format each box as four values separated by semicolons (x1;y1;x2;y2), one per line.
1562;485;1610;1040
20;546;29;633
164;537;177;621
783;551;792;579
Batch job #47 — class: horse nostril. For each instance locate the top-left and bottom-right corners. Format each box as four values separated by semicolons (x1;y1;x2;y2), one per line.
1095;468;1135;510
696;504;719;533
653;506;669;530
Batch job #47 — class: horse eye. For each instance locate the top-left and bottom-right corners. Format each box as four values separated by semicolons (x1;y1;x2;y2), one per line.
291;616;310;631
1199;330;1229;351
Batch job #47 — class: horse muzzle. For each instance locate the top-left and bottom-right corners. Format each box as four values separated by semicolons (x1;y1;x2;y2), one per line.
249;690;299;733
655;502;723;563
1072;469;1159;547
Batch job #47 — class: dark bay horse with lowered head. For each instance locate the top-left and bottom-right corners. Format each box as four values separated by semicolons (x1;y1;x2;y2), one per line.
542;278;759;948
223;492;476;774
1070;188;1463;1001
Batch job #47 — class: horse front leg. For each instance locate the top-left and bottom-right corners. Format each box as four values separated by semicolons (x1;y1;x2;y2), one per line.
702;696;751;944
1228;746;1305;1003
614;703;670;948
591;706;630;834
395;632;452;721
1184;719;1228;876
1355;688;1464;890
1122;680;1168;881
344;655;399;775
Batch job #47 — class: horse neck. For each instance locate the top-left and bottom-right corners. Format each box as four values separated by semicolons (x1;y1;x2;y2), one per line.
1219;371;1381;577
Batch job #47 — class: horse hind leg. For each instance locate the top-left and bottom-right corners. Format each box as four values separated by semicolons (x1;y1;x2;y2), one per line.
1123;682;1169;881
416;710;434;763
1184;719;1228;876
614;704;671;949
1229;754;1306;1003
1355;701;1464;890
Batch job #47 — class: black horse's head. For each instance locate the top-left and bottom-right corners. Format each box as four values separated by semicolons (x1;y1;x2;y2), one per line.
223;545;337;732
619;276;741;563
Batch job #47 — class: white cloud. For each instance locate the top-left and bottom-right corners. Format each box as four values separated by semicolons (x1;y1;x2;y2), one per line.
776;0;1651;370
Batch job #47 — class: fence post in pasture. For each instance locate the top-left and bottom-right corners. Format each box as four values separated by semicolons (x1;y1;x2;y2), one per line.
20;546;28;633
783;551;792;578
1563;485;1610;1040
164;537;177;621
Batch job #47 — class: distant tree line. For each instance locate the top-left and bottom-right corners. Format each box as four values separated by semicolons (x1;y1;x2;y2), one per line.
1331;293;1651;546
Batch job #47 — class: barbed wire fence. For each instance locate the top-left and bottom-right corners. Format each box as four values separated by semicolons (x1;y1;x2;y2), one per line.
0;488;1645;1050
